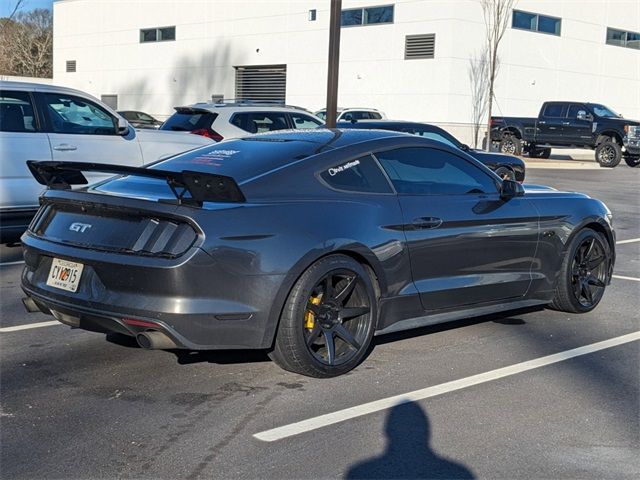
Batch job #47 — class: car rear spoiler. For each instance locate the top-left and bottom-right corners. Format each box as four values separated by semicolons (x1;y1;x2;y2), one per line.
26;160;245;206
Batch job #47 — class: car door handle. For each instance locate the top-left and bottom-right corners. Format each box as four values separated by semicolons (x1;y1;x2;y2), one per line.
53;144;77;151
412;217;443;229
538;120;546;125
562;122;570;125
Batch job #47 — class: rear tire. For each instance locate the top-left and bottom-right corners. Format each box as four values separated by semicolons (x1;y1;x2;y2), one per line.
595;140;622;167
624;156;640;167
550;228;612;313
499;135;522;156
529;147;551;159
269;255;377;378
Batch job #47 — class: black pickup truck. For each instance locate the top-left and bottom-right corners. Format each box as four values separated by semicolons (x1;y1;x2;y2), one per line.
489;101;640;168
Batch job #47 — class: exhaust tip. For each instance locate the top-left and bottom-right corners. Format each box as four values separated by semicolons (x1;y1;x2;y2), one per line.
136;330;177;350
22;296;41;313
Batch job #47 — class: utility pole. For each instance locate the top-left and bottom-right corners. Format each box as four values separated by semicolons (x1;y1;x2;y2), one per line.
325;0;342;128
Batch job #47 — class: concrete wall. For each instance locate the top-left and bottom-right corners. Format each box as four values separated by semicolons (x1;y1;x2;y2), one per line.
52;0;640;145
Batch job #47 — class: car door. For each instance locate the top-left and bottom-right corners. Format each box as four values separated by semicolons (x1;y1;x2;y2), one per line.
374;146;539;311
564;104;592;145
0;89;53;212
38;92;143;184
537;103;567;144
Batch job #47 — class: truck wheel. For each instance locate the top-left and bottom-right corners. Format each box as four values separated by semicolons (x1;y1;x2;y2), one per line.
499;135;522;156
529;147;551;159
595;141;622;168
494;166;516;181
624;156;640;167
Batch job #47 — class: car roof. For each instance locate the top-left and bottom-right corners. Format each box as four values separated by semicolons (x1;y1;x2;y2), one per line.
148;128;414;184
175;102;315;114
0;80;94;97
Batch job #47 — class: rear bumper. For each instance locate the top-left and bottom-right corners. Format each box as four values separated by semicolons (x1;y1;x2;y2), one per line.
21;234;285;349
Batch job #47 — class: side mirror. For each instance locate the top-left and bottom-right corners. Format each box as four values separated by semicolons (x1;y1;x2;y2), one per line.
500;179;525;200
460;143;470;151
577;110;592;122
117;117;129;135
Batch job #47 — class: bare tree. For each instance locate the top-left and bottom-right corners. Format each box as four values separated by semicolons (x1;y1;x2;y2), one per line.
468;50;489;148
0;8;52;78
480;0;515;151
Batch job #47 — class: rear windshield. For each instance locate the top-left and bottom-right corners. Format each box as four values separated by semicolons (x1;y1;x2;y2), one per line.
93;136;324;202
160;110;217;132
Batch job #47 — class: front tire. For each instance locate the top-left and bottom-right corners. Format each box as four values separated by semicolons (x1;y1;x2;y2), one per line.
550;228;612;313
624;155;640;167
595;140;622;167
269;255;377;377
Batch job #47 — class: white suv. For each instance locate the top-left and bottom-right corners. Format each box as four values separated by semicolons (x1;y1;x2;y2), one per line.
160;102;324;141
0;81;212;243
314;108;386;122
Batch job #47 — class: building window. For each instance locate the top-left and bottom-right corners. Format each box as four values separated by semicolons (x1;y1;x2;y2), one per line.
606;28;640;50
140;26;176;43
341;5;394;27
308;9;316;21
512;10;561;36
66;60;76;72
405;34;435;59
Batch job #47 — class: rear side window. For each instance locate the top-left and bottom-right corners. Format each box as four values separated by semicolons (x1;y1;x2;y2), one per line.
43;93;116;135
375;147;497;195
542;103;566;118
319;155;393;193
290;113;323;129
231;112;290;134
161;110;217;132
0;90;37;132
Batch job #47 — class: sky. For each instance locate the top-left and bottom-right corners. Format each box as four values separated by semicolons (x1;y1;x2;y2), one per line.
0;0;55;17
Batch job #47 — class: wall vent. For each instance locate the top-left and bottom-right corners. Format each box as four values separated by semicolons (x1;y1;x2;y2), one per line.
235;65;287;103
66;60;77;72
405;34;435;59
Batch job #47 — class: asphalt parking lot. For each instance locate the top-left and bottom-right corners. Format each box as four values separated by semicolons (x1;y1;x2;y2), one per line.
1;163;639;479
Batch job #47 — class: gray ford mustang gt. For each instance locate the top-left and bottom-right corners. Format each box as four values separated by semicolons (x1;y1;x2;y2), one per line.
21;129;615;377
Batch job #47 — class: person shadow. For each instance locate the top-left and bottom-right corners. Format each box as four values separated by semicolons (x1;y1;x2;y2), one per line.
346;401;475;479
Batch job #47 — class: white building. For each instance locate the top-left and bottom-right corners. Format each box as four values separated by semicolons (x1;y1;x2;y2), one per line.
52;0;640;144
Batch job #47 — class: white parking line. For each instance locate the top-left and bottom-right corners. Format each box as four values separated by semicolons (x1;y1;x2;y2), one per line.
0;321;60;333
612;275;640;282
254;331;640;442
0;260;25;267
616;238;640;245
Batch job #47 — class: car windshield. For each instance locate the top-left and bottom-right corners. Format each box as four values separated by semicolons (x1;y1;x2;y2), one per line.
591;104;621;118
137;112;154;121
315;111;327;120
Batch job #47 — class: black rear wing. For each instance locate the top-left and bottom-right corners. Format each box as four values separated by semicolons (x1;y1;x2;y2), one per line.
26;161;245;206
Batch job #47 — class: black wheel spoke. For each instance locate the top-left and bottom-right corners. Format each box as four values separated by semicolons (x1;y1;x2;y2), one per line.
587;275;605;288
584;238;596;261
334;323;361;350
306;303;320;315
581;281;594;305
573;279;582;300
587;254;605;269
335;276;357;305
324;330;336;365
339;306;370;320
306;323;322;347
324;275;335;299
571;263;580;277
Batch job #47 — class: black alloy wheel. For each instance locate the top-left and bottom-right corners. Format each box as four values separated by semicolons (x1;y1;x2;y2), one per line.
595;141;622;167
499;135;522;156
550;228;611;313
270;255;376;377
303;270;372;366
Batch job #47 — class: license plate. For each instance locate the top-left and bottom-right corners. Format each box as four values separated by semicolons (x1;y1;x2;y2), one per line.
46;258;84;293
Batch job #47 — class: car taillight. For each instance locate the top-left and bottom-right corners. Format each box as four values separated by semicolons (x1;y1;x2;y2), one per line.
191;129;223;142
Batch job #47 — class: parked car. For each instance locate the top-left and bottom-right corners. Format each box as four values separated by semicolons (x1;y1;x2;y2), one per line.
315;107;386;122
21;129;614;377
489;101;640;168
337;120;525;181
160;101;323;141
0;81;212;244
117;110;163;129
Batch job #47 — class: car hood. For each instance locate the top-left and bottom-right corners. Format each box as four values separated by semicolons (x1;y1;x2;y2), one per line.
135;128;213;146
599;117;640;126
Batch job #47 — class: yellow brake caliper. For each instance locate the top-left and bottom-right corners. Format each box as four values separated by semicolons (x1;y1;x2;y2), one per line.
305;295;322;330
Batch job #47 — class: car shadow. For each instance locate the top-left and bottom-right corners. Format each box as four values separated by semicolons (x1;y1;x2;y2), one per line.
345;401;474;479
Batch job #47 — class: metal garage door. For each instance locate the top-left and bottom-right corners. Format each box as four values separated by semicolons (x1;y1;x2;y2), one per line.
235;65;286;103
